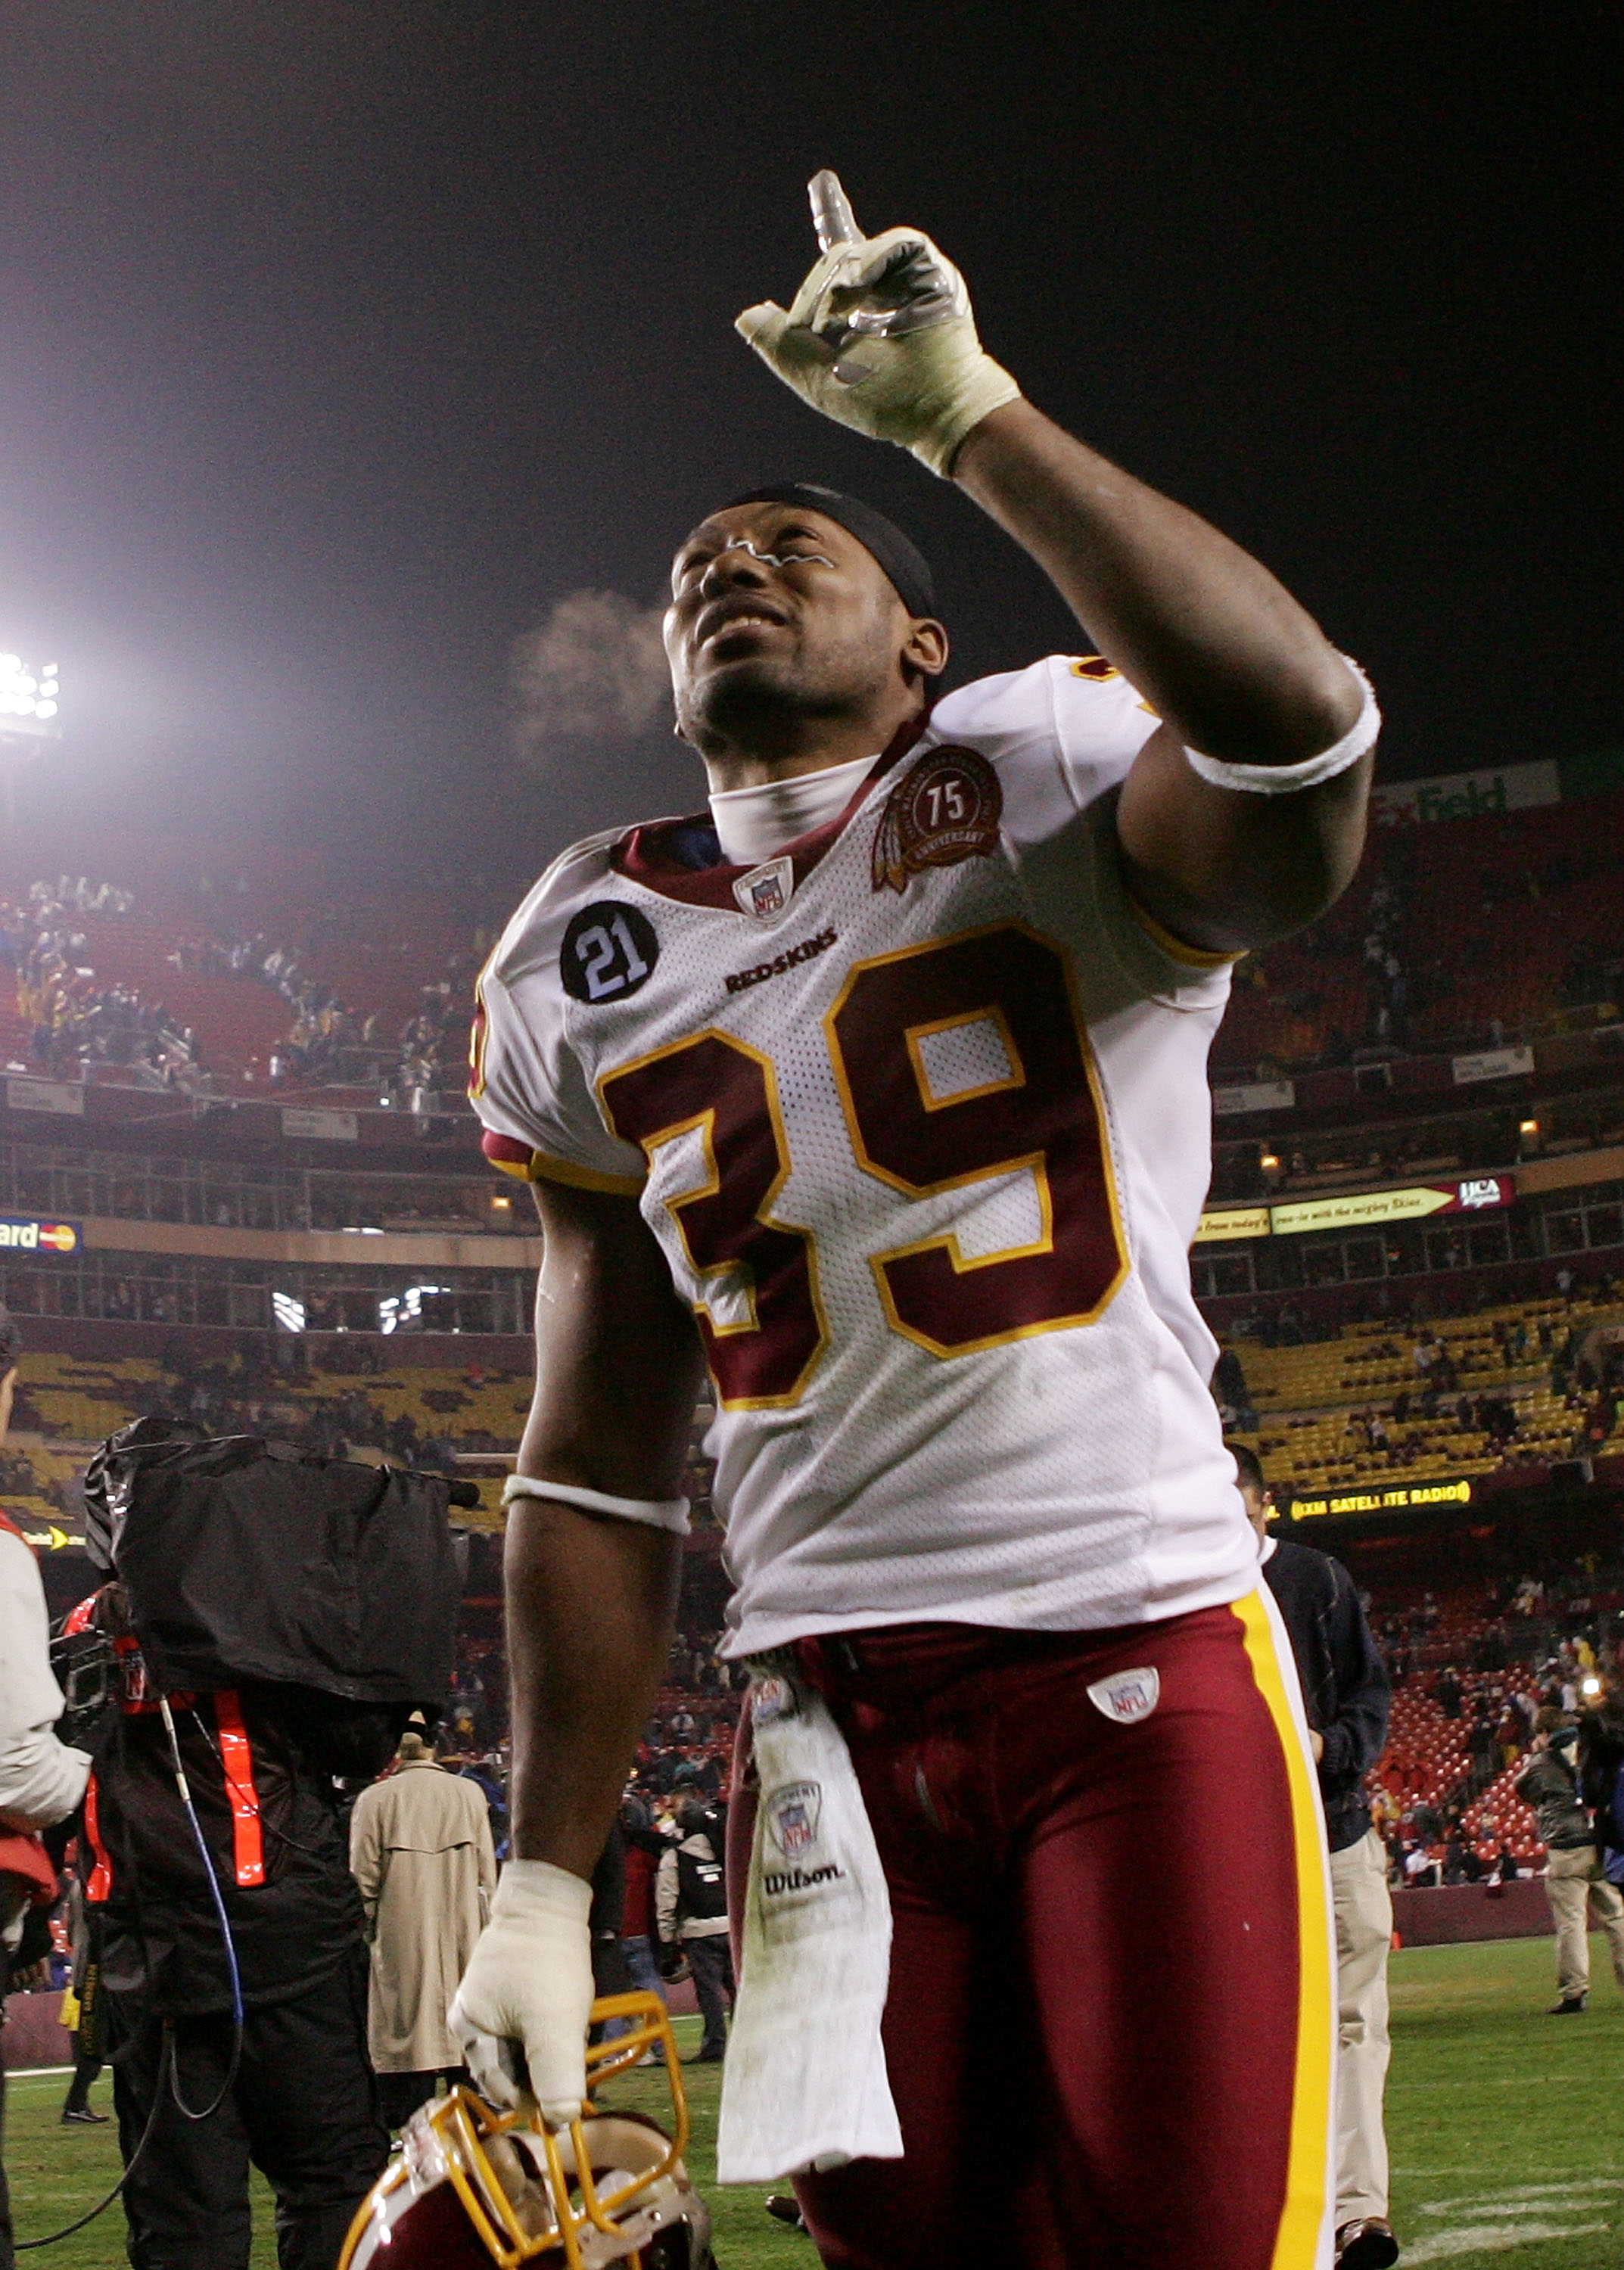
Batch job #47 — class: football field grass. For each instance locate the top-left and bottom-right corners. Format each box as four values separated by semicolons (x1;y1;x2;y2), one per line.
5;1937;1622;2265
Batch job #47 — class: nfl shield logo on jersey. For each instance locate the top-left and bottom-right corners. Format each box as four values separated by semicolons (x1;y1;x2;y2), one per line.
765;1780;822;1856
1086;1667;1160;1724
734;856;794;921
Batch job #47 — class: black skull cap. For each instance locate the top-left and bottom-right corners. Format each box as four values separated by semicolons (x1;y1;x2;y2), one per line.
723;481;939;628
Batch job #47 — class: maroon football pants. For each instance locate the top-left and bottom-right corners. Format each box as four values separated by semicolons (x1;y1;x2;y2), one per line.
727;1595;1333;2270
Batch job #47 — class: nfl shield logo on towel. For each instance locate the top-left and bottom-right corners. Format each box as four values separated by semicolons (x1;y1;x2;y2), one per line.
1086;1668;1160;1724
766;1780;822;1856
751;1675;796;1727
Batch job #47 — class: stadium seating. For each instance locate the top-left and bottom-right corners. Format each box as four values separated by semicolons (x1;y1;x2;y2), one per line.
1459;1763;1543;1867
1221;1290;1621;1496
2;854;474;1088
1214;785;1624;1075
10;1348;725;1537
1377;1687;1470;1808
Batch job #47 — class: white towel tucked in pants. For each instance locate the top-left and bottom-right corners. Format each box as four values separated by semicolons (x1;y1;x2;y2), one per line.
716;1663;904;2184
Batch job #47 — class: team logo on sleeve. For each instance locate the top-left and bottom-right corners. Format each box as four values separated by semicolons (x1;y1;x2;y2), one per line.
872;745;1003;894
560;902;660;1003
1086;1667;1160;1724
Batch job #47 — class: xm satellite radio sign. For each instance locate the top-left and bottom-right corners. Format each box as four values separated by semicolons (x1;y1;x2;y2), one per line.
0;1214;82;1257
1290;1478;1473;1522
1196;1177;1513;1245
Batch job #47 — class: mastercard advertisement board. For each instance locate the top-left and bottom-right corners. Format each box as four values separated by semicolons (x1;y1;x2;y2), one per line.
0;1214;82;1256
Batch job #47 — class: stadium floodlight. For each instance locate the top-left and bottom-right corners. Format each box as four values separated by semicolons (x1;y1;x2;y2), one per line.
0;652;63;735
378;1283;449;1335
272;1290;307;1332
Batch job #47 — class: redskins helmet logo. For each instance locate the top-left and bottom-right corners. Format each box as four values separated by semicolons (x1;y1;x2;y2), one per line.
341;1995;714;2270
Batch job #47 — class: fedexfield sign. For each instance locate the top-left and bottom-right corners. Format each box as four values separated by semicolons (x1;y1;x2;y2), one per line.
0;1214;82;1255
1371;759;1560;828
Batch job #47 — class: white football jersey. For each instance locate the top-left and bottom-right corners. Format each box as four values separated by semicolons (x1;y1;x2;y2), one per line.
472;658;1256;1655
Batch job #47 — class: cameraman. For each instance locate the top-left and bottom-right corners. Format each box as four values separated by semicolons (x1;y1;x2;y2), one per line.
0;1307;92;2270
76;1578;388;2269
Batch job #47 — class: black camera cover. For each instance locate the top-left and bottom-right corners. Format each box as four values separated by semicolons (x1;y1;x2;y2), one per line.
83;1420;461;1709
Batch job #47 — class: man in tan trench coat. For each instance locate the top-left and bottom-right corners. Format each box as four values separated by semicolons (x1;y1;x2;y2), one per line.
350;1727;497;2128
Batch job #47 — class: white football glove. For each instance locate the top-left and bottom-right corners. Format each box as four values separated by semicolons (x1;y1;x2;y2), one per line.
735;169;1022;477
447;1860;594;2129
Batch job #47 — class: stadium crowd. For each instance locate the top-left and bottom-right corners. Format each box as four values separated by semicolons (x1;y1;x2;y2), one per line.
174;923;481;1098
2;878;200;1085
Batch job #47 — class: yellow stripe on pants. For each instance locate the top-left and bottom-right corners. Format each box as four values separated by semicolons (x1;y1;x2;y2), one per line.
1234;1587;1337;2270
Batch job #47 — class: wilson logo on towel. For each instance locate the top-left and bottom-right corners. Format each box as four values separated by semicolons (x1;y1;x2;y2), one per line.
1087;1668;1160;1724
765;1780;823;1856
762;1863;846;1898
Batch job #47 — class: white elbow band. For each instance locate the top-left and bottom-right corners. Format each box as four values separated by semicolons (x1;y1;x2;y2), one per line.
1182;657;1380;794
500;1475;691;1535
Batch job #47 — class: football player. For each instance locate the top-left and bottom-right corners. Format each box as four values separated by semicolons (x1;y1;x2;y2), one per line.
454;176;1377;2270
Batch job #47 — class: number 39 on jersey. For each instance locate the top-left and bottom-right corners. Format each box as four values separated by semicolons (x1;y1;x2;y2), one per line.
597;921;1127;1410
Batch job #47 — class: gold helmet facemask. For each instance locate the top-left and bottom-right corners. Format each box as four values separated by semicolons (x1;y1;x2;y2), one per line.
341;1994;713;2270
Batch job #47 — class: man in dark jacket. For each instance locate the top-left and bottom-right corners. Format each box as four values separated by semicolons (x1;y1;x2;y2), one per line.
1235;1445;1397;2270
1517;1707;1624;2013
71;1585;388;2270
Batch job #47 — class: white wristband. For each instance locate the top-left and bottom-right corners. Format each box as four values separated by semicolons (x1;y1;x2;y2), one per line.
1183;657;1380;794
501;1474;691;1535
490;1857;594;1924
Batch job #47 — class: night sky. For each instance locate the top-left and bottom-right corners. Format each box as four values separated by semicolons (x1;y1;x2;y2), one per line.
2;4;1616;903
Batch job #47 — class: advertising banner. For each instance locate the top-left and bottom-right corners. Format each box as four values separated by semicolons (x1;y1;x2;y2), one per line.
1193;1206;1272;1245
5;1077;85;1117
1195;1176;1514;1246
282;1106;359;1142
1290;1478;1473;1520
16;1522;86;1552
0;1214;82;1255
1212;1079;1296;1118
1452;1045;1535;1085
1372;760;1560;828
1269;1177;1513;1238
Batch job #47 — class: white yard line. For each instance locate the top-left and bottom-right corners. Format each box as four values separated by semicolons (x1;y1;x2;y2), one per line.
1417;2182;1624;2212
1404;2220;1610;2264
1402;2179;1622;2264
